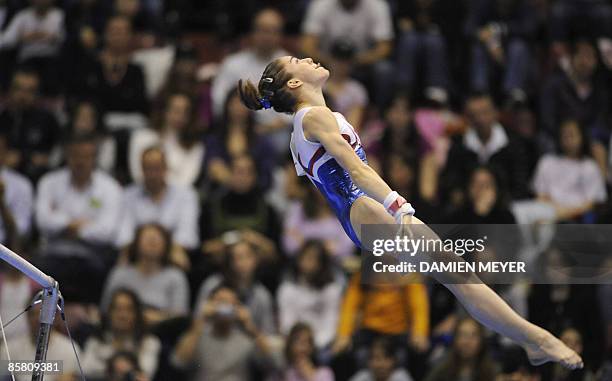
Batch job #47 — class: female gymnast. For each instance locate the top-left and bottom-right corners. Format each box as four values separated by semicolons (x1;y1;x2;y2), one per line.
238;56;583;369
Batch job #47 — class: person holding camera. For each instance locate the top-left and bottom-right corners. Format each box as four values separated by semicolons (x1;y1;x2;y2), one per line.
106;351;149;381
171;283;279;381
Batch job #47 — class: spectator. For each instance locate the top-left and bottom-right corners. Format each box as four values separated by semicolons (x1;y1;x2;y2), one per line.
65;100;117;173
195;239;275;334
105;351;150;381
82;289;161;379
441;93;530;202
205;88;276;191
118;147;199;251
301;0;395;108
382;153;437;222
36;133;121;247
496;346;537;381
129;92;205;186
72;15;148;123
0;0;65;94
324;40;368;129
361;93;420;170
447;166;516;223
332;271;429;359
211;8;290;150
282;180;355;260
201;154;281;248
282;323;335;381
549;0;612;70
533;120;606;222
0;132;33;246
0;298;81;381
171;284;278;381
465;0;537;104
277;240;344;350
423;318;499;381
394;0;451;103
101;224;190;325
36;133;122;303
541;40;610;156
0;69;60;182
349;336;414;381
61;0;106;80
528;247;604;368
154;43;206;121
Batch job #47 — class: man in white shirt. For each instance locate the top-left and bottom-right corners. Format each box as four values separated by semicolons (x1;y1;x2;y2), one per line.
117;146;199;250
0;132;33;247
36;133;122;248
211;8;291;151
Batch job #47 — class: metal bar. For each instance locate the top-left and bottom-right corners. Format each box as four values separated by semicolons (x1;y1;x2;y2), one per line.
32;284;59;381
0;244;53;288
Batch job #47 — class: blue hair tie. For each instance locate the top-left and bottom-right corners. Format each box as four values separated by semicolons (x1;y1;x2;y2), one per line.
259;97;272;110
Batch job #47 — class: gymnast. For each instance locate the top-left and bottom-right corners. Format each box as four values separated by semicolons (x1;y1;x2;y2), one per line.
238;56;583;369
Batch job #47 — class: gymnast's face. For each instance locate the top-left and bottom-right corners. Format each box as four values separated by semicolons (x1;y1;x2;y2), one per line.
280;56;330;89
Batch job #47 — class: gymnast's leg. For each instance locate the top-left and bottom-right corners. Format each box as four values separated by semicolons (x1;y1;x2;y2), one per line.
349;195;583;369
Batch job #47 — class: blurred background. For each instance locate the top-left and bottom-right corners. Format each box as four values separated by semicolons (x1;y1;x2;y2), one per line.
0;0;611;380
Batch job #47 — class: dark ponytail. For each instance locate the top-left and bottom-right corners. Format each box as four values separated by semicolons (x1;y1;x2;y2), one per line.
238;58;298;114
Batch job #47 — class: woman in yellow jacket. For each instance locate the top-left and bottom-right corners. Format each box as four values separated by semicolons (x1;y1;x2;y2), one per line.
332;271;430;358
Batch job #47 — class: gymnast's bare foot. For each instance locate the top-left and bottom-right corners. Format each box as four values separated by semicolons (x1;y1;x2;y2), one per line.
525;330;583;370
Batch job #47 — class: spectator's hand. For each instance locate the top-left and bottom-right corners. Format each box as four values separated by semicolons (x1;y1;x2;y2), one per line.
79;26;97;50
31;152;50;168
478;26;494;43
22;30;55;43
409;335;430;353
202;239;226;259
66;219;88;237
331;335;351;354
295;355;317;379
473;185;496;216
399;17;414;32
199;300;217;321
236;305;256;333
6;150;21;169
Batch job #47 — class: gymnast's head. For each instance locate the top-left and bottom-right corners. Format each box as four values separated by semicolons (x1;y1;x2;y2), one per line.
238;56;330;114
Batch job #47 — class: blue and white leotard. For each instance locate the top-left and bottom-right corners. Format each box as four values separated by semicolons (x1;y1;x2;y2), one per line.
289;106;367;247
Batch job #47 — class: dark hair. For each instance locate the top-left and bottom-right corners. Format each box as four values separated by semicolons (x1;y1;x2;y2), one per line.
127;223;172;266
291;240;334;289
101;288;146;343
284;323;316;365
556;119;591;158
11;67;40;85
437;318;498;381
208;280;238;300
106;350;141;379
467;164;510;210
223;240;259;289
66;131;99;148
218;87;257;142
464;92;496;110
238;58;297;114
66;99;107;136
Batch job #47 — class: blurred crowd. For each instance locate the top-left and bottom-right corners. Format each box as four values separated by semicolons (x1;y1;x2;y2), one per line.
0;0;611;380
